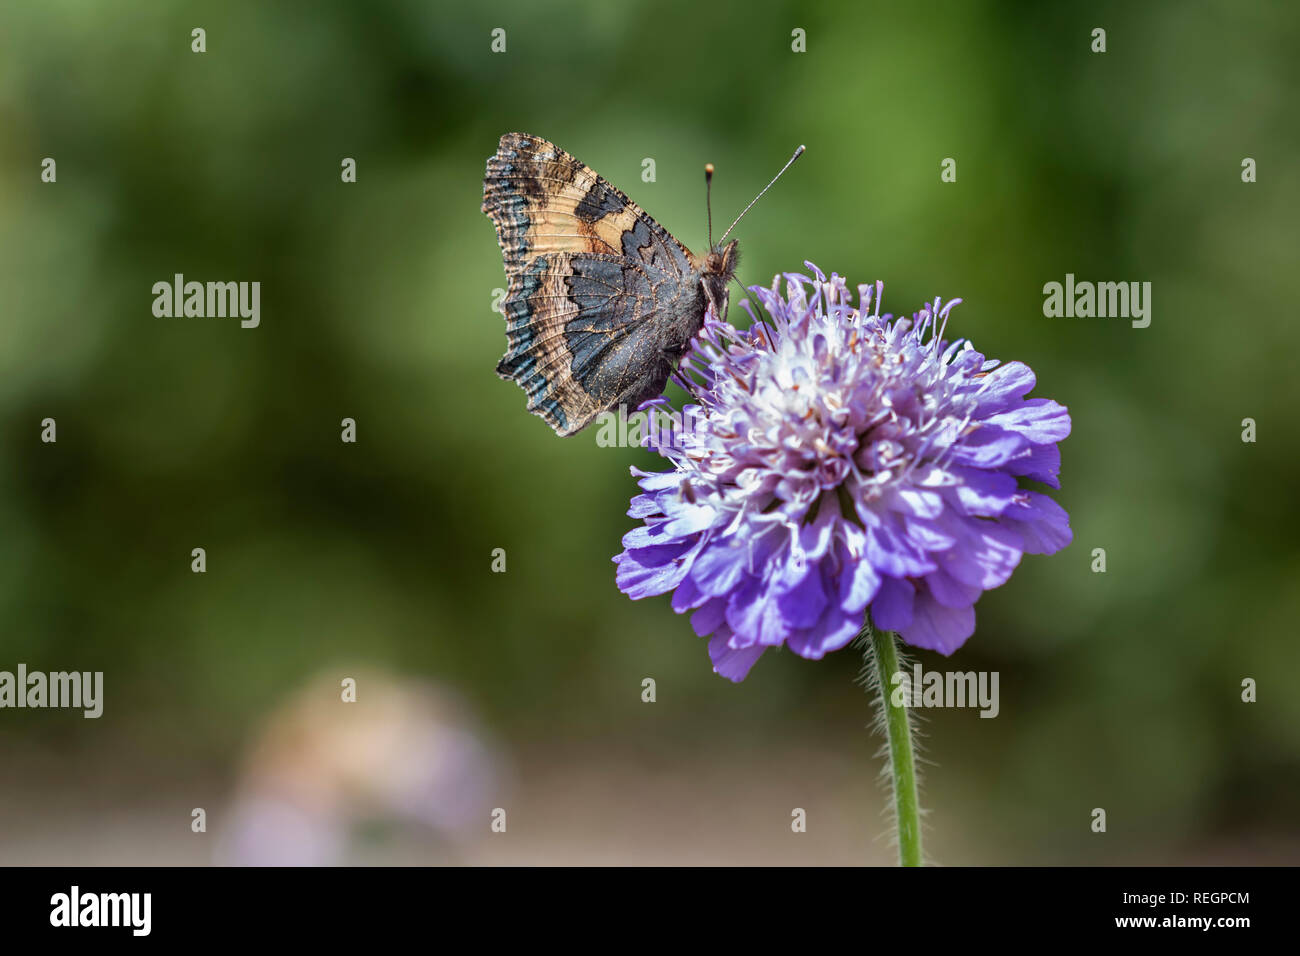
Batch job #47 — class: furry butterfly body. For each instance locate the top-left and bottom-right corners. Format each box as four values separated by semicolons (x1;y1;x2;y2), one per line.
482;133;737;436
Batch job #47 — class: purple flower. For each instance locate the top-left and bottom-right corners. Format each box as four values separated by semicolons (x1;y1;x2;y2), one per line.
613;264;1072;681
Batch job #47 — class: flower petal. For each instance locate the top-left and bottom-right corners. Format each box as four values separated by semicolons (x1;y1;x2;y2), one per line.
924;567;982;609
787;601;860;659
934;516;1023;590
708;632;765;681
691;540;749;597
613;539;700;599
1004;491;1073;555
949;467;1019;517
871;575;915;631
1001;442;1062;488
985;398;1071;445
690;597;727;637
899;591;975;655
671;575;708;613
949;424;1031;469
860;509;939;577
839;553;882;614
776;559;828;628
970;360;1036;417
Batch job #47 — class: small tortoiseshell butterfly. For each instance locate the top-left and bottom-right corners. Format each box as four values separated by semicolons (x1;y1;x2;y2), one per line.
482;132;803;436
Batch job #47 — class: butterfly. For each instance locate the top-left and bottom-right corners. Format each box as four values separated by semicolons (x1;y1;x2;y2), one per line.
482;132;803;436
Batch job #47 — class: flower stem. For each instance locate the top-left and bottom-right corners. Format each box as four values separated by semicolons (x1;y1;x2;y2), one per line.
867;622;923;866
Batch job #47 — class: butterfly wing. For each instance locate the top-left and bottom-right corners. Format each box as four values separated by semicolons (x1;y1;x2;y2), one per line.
483;132;695;271
483;133;707;435
495;252;702;436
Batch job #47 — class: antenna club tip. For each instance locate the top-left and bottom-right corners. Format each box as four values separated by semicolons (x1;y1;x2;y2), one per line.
705;163;715;175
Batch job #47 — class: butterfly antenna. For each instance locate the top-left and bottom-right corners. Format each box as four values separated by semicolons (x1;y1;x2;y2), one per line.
705;163;715;249
717;144;805;244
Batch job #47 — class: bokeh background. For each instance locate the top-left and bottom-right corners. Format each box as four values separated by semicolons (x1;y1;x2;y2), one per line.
1;0;1297;865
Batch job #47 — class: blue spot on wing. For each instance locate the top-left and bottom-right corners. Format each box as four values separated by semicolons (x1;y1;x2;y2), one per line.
494;259;569;432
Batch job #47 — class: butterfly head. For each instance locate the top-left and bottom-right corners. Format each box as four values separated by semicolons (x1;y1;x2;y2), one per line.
701;240;739;320
701;146;804;321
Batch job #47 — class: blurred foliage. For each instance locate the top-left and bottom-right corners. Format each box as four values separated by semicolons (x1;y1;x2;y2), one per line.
0;0;1297;863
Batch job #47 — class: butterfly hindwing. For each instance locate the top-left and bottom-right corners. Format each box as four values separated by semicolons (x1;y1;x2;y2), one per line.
495;252;702;436
484;133;711;436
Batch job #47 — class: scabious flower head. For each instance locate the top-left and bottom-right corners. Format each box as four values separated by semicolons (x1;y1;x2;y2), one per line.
613;264;1072;681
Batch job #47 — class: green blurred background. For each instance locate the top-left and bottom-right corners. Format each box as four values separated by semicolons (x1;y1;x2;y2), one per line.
1;0;1297;864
